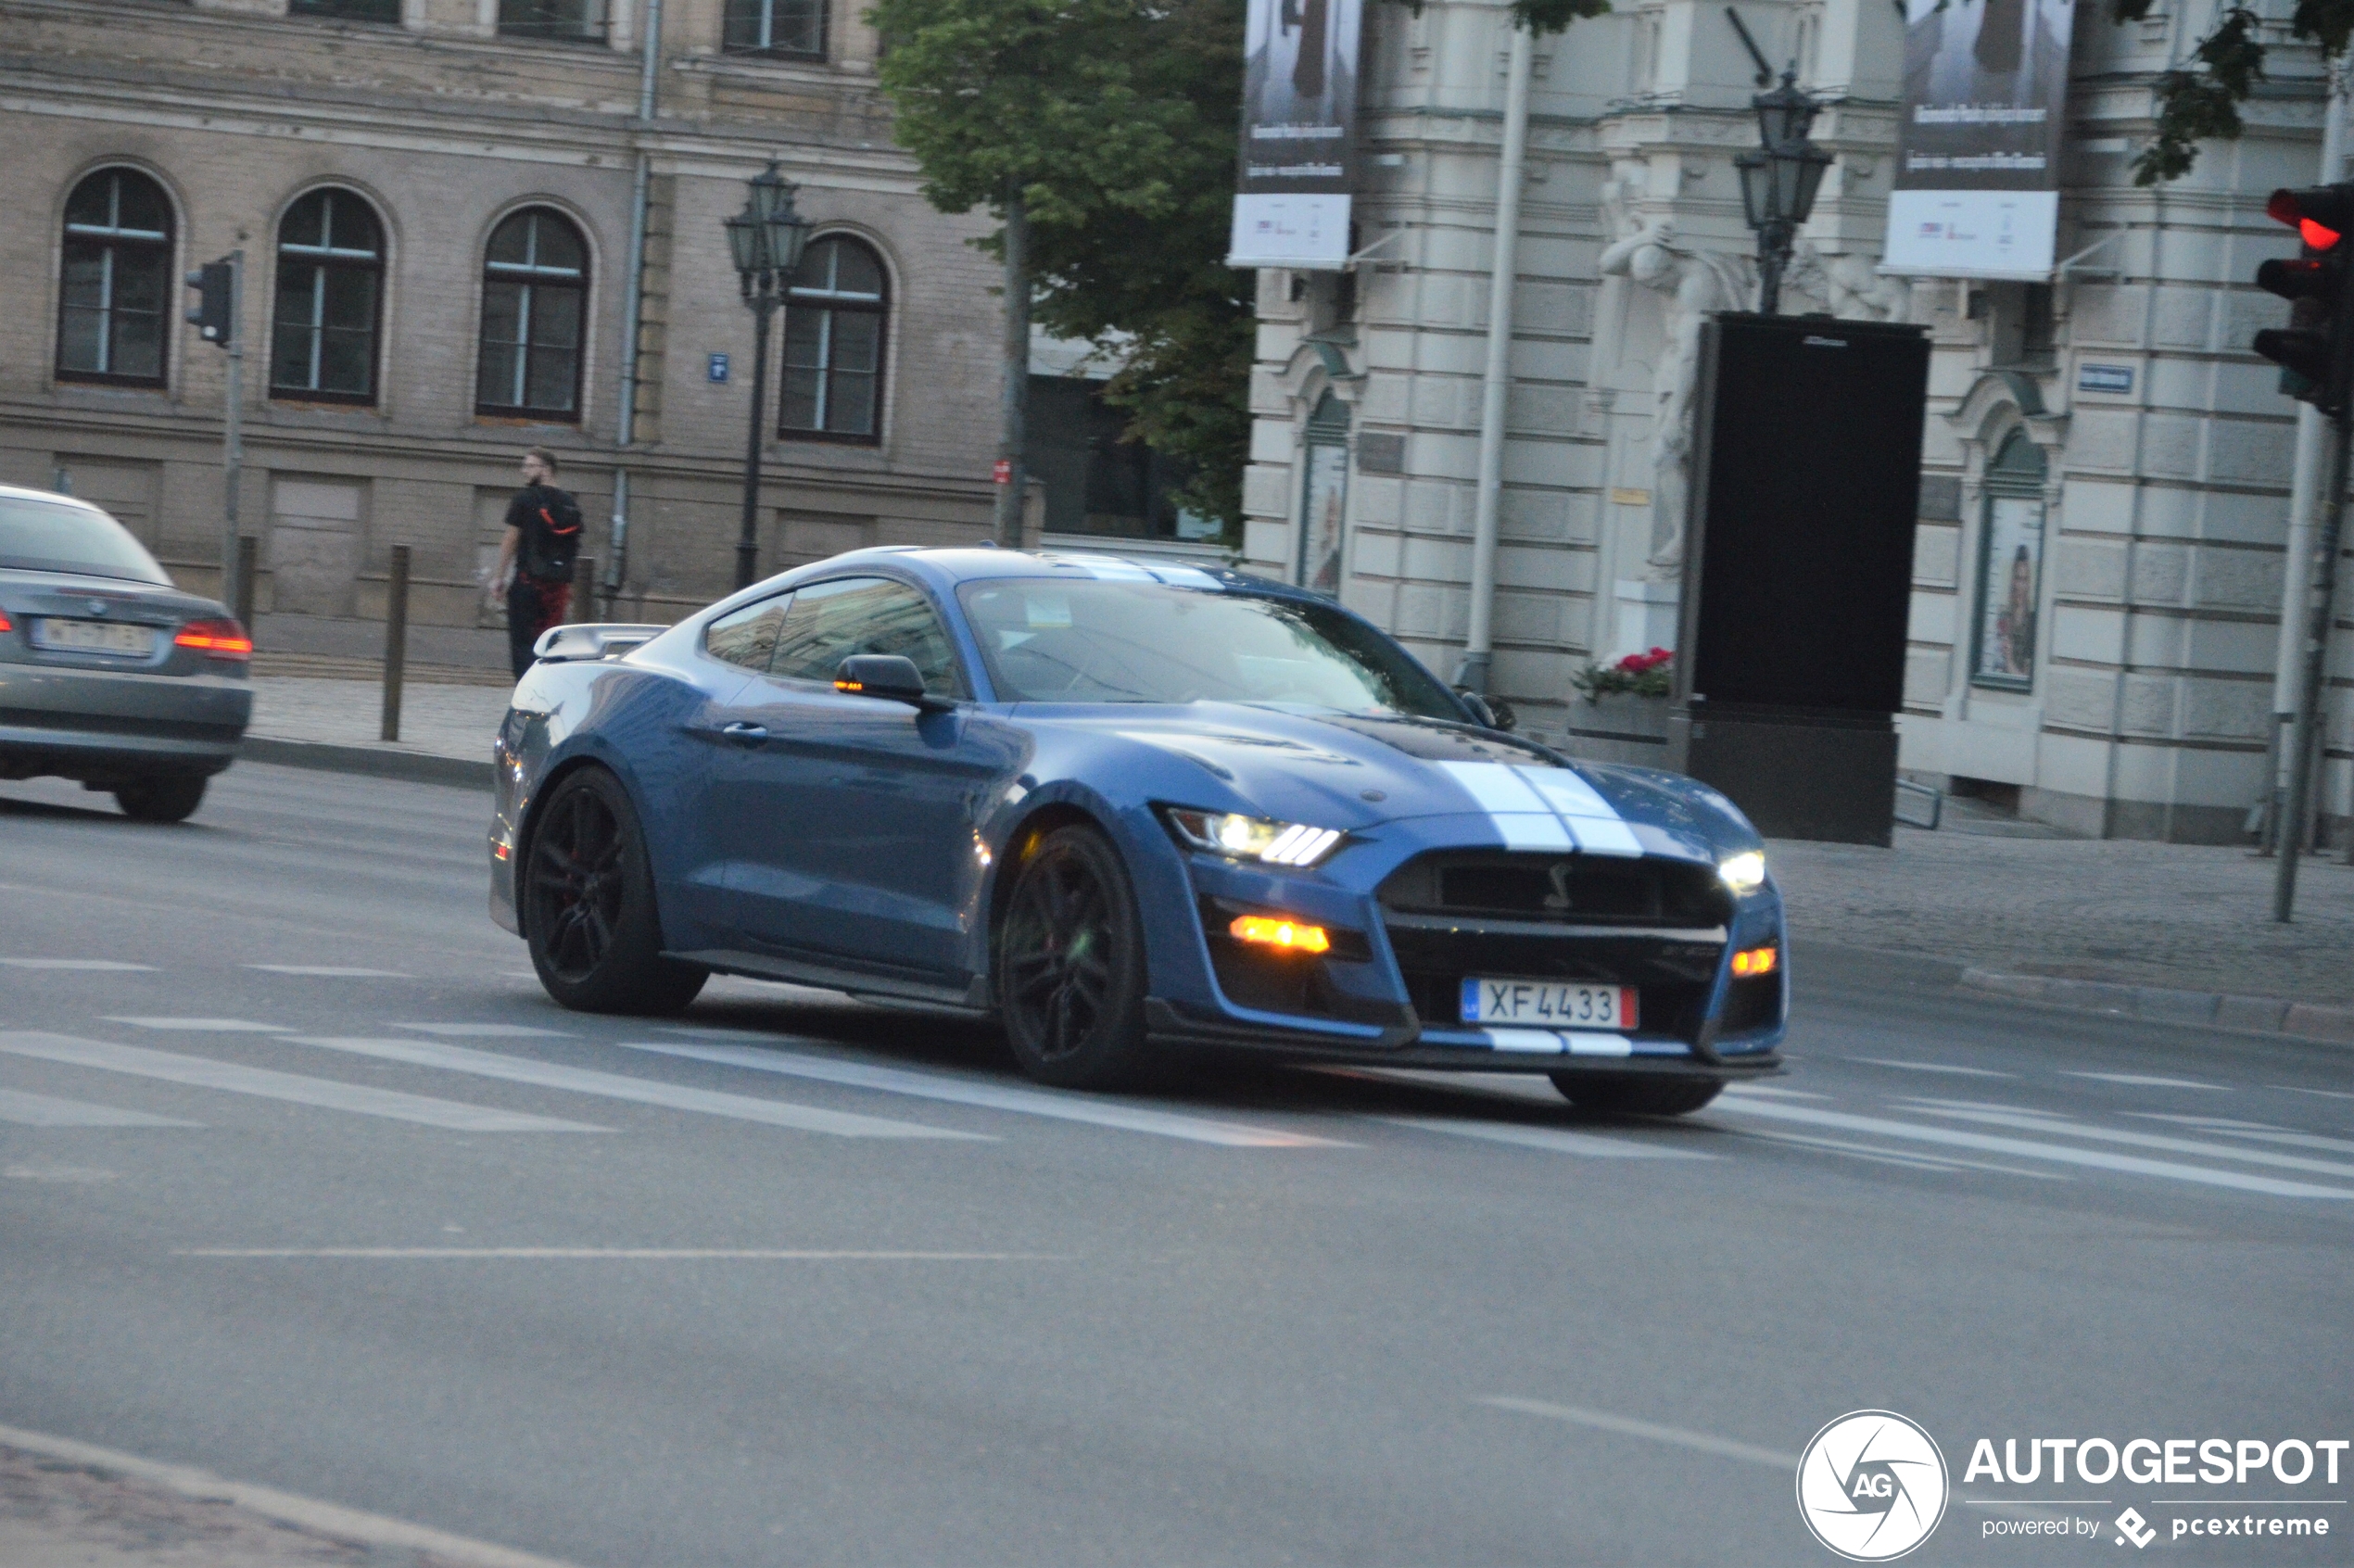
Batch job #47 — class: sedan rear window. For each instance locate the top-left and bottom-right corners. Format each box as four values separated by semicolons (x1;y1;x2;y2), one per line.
0;495;171;585
958;577;1460;718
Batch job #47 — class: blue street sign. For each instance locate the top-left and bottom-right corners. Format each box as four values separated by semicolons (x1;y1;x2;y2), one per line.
2077;363;2133;394
708;353;730;384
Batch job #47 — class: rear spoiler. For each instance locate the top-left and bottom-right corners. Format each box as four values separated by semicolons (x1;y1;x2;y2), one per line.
532;623;668;664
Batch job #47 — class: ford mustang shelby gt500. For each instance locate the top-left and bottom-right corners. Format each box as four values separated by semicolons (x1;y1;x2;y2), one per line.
489;547;1785;1113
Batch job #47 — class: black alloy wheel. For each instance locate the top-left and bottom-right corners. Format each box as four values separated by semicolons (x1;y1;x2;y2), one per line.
996;825;1151;1089
1550;1073;1725;1117
113;773;208;824
523;767;706;1015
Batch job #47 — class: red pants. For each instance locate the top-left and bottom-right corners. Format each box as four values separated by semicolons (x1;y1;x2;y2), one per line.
507;575;573;677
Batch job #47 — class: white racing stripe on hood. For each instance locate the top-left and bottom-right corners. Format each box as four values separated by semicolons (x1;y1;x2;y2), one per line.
1438;761;1643;857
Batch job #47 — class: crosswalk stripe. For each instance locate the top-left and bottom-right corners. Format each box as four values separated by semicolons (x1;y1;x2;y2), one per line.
247;966;411;979
2064;1071;2225;1091
1848;1056;2015;1079
2130;1116;2354;1156
1;959;154;971
1708;1096;2354;1198
623;1040;1345;1148
1902;1103;2354;1180
0;1086;201;1128
1372;1114;1714;1159
1736;1128;2067;1181
107;1018;288;1032
392;1023;573;1039
0;1033;609;1133
285;1037;991;1140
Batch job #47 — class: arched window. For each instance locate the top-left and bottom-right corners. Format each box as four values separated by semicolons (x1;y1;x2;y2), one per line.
780;236;886;442
57;168;174;387
476;208;588;421
271;189;385;403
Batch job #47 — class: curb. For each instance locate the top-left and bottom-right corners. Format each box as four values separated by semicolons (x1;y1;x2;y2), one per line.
1957;967;2354;1044
0;1423;584;1568
240;734;495;789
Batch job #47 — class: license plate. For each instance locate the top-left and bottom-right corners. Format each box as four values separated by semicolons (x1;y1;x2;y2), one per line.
32;618;155;657
1461;978;1638;1030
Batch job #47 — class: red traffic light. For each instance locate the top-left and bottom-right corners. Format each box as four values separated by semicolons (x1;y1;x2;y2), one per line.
2269;186;2354;250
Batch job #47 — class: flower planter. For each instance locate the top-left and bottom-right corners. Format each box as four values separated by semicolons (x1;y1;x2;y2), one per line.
1563;693;1673;768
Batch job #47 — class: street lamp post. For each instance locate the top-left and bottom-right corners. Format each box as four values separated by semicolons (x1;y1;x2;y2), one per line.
1734;70;1835;316
723;161;814;590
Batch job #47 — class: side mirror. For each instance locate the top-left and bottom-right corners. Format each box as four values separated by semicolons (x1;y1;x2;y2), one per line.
1455;689;1516;732
835;653;947;710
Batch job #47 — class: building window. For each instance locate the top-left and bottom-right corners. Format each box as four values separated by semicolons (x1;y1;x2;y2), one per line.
288;0;403;22
57;168;174;388
725;0;825;57
780;236;885;442
498;0;608;41
271;189;384;404
476;208;588;422
1970;430;2047;691
1028;375;1211;542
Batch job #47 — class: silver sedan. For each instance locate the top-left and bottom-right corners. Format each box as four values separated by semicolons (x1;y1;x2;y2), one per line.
0;483;252;821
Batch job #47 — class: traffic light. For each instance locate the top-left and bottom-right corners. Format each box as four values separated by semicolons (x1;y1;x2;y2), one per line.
2254;184;2354;418
184;259;234;348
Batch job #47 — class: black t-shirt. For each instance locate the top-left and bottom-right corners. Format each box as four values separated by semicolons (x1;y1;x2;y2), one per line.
505;484;578;582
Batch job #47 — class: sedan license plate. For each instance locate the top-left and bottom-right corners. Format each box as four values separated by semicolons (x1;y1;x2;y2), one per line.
1461;978;1638;1030
32;618;154;657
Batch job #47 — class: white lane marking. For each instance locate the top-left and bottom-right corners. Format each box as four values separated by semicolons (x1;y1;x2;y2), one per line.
4;1164;118;1182
1519;769;1644;858
0;1087;201;1128
1720;1083;1833;1101
2;959;155;971
1707;1097;2354;1198
176;1248;1063;1260
1849;1056;2017;1079
393;1023;574;1038
2064;1071;2227;1091
1740;1128;2068;1181
106;1018;289;1032
619;1040;1344;1147
2273;1085;2354;1102
285;1037;989;1140
1479;1397;1800;1469
2128;1116;2354;1156
1900;1096;2077;1121
0;1033;610;1133
1373;1115;1715;1160
1905;1104;2354;1180
247;966;412;979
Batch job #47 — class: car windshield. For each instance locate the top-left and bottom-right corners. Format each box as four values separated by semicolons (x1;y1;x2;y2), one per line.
958;576;1462;718
0;495;171;585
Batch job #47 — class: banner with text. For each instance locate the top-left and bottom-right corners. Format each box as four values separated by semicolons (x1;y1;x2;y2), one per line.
1228;0;1361;270
1883;0;2074;278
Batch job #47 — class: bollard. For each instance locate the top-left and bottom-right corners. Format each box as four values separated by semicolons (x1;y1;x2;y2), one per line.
574;551;598;625
234;534;259;629
381;545;410;744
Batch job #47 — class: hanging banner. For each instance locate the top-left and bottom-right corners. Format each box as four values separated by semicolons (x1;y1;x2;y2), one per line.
1228;0;1361;270
1882;0;2074;279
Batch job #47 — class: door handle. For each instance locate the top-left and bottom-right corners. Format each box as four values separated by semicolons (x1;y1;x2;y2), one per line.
720;722;768;747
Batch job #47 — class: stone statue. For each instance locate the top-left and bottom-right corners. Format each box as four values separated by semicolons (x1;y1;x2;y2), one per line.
1788;239;1916;322
1596;214;1753;573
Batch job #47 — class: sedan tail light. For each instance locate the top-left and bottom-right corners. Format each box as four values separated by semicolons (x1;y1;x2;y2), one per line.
174;617;252;660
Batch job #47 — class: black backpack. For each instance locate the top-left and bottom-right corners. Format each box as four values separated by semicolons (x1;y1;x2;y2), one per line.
524;487;584;580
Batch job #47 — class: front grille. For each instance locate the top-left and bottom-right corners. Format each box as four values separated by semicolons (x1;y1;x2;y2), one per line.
1384;921;1724;1043
1379;851;1729;929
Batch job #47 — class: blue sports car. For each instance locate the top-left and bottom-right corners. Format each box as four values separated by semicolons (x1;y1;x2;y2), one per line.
488;547;1786;1114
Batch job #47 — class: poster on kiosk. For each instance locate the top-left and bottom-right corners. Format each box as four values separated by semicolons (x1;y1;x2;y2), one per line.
1227;0;1362;270
1882;0;2075;278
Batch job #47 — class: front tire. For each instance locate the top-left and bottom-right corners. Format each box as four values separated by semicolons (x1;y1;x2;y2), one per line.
995;825;1151;1089
523;767;706;1016
113;774;207;823
1550;1074;1725;1117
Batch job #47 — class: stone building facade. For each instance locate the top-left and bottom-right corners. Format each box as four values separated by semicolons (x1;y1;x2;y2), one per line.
1240;0;2333;841
1;0;1006;631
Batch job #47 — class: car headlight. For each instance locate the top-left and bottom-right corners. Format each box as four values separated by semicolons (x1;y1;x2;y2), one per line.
1718;851;1766;891
1162;807;1345;868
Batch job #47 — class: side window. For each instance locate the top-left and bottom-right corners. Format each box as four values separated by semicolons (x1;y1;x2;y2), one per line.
704;594;790;670
767;576;963;696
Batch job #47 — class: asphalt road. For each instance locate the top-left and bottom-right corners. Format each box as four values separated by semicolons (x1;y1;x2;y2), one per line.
3;764;2348;1567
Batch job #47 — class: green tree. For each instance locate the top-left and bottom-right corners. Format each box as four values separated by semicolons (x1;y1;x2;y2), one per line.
2116;0;2352;183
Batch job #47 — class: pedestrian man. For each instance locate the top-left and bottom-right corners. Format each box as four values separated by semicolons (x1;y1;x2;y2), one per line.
489;447;584;678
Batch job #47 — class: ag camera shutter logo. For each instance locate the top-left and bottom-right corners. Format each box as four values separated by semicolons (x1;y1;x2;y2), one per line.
1796;1410;1950;1561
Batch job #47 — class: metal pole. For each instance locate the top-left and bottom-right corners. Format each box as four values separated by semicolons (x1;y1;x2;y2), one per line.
2274;410;2352;919
609;0;663;614
1456;13;1534;696
736;285;772;590
380;544;410;745
234;535;258;629
220;249;244;607
574;552;598;625
995;183;1031;546
1758;221;1790;316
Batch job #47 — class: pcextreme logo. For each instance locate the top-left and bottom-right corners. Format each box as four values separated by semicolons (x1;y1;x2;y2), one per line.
1796;1410;1952;1562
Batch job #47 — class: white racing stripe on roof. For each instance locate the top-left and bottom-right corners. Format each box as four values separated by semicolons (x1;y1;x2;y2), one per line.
1146;563;1222;589
1056;553;1158;582
1520;769;1645;858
